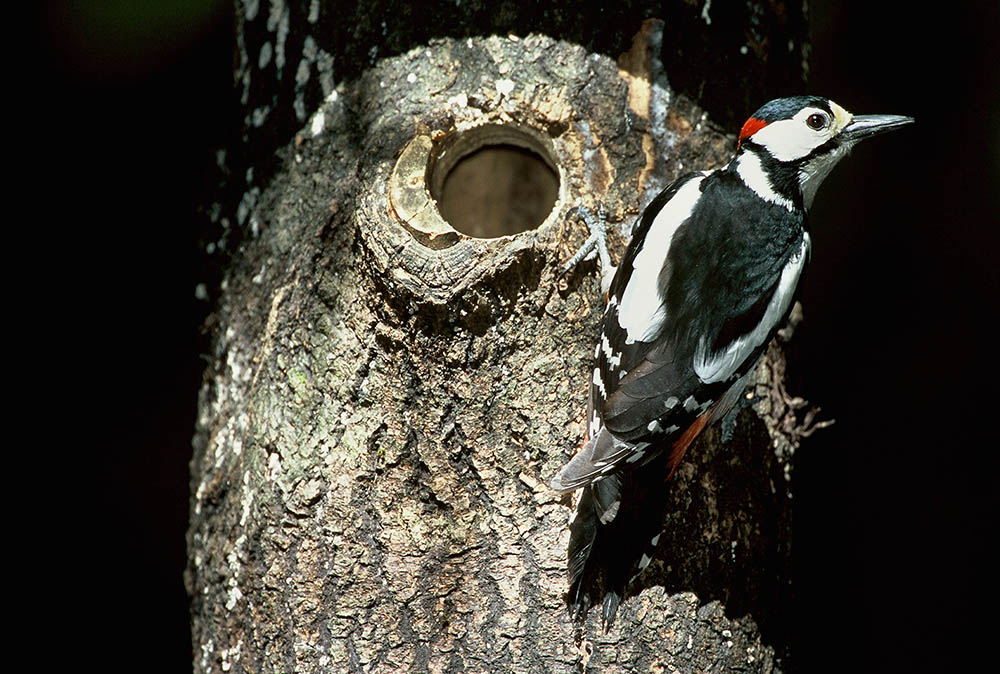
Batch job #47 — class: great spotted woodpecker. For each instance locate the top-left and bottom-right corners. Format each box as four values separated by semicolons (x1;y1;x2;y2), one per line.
552;96;913;623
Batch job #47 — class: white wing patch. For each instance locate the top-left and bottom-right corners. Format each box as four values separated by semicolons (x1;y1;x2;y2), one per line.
694;234;810;384
625;448;647;464
600;333;622;370
592;367;606;396
683;395;712;413
617;176;705;345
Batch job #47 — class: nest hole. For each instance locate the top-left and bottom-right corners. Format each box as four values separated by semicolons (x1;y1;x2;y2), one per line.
428;125;559;238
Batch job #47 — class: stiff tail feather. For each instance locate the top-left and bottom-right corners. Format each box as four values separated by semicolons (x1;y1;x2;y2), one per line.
562;453;672;628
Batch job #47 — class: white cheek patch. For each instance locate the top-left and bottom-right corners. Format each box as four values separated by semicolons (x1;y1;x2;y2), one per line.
750;118;816;161
750;107;846;162
617;176;705;345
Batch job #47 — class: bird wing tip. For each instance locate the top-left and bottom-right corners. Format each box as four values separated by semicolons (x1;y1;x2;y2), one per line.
550;469;587;493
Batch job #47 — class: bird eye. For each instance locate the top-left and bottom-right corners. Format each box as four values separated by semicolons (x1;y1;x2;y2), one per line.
806;113;828;130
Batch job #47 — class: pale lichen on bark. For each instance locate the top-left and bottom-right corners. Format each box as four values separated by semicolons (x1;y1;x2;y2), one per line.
188;33;810;673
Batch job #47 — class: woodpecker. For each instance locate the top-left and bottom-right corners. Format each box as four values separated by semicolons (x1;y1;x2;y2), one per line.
552;95;913;624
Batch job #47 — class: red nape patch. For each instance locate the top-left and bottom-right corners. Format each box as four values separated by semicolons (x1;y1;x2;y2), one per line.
738;117;768;148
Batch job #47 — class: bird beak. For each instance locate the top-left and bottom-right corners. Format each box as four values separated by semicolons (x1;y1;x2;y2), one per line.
839;114;915;144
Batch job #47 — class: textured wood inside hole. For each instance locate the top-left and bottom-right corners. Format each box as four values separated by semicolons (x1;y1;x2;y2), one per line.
435;144;559;238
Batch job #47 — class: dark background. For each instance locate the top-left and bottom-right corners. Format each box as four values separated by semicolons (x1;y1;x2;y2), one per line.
42;1;997;671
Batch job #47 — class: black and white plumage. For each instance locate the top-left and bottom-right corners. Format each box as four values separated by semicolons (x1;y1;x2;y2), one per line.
553;96;913;623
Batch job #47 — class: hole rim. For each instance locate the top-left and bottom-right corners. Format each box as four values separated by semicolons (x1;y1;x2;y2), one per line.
426;124;561;239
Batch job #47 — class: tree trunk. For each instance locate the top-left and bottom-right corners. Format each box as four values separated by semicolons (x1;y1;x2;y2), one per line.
187;18;819;674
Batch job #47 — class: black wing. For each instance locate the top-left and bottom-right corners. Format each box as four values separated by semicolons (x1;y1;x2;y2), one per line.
558;169;808;487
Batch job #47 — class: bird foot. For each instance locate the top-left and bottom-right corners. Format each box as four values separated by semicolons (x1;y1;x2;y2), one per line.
562;205;617;295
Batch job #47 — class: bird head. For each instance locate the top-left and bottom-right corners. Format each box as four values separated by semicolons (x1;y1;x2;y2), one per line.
735;96;914;208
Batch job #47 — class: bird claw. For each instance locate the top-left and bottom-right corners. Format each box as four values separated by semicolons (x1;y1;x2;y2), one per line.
562;205;617;294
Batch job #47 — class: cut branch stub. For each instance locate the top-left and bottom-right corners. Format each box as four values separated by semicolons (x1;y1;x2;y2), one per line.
343;35;656;308
392;124;561;248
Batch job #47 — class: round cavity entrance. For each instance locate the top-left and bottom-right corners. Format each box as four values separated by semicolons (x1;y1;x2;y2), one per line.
428;125;559;239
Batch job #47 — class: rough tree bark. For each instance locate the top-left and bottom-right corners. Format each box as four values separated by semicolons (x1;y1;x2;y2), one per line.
187;11;821;674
